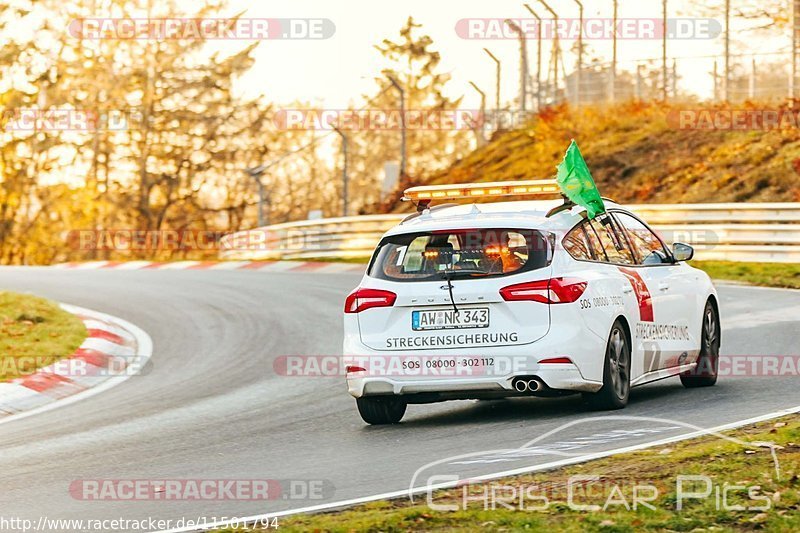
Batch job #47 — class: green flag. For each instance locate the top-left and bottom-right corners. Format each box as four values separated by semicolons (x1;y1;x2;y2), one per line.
556;140;606;219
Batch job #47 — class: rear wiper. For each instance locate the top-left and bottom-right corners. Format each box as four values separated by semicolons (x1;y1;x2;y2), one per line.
441;266;460;315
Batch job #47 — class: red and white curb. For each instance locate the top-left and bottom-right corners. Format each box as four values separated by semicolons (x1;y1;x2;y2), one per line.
0;304;153;425
53;261;365;274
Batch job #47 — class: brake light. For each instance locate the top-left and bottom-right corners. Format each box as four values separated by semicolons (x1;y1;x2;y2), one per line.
344;288;397;313
500;278;587;304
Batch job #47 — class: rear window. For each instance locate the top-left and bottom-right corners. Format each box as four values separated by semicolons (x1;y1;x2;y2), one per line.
368;228;553;282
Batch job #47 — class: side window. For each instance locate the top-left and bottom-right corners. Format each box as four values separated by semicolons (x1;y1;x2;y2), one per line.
402;236;428;273
588;217;635;265
583;222;607;261
615;212;670;265
563;225;592;260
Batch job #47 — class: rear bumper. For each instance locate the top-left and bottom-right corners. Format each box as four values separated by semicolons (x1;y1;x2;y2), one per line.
347;364;600;399
343;320;606;399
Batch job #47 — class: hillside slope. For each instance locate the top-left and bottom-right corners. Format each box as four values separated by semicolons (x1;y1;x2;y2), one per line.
403;102;800;206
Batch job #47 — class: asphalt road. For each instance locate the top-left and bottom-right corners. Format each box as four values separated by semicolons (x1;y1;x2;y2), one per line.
0;267;798;531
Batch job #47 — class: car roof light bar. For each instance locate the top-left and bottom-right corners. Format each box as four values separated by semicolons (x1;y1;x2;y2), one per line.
403;179;561;204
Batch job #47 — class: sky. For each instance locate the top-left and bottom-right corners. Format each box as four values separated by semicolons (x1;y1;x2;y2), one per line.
212;0;787;110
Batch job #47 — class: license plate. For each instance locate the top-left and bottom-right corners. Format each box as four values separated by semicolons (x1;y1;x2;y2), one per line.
412;308;490;331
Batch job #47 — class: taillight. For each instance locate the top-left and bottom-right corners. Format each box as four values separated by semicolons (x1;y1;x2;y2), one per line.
499;279;550;303
500;278;587;304
344;288;397;314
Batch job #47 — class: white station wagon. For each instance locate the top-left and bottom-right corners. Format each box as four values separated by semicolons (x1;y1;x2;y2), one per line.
343;180;720;424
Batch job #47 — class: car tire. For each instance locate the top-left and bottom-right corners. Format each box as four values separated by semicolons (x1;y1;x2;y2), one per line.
681;301;720;388
584;320;631;410
356;396;407;425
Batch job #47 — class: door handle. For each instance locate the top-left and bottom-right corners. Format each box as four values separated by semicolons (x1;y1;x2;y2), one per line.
622;286;633;294
658;282;670;291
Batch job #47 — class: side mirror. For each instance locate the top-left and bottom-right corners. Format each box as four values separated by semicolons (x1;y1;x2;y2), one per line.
672;242;694;262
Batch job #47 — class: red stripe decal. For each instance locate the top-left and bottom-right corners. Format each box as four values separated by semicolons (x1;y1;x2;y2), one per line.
618;267;654;322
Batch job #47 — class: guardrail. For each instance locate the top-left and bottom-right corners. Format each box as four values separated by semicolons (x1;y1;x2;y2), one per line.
219;203;800;263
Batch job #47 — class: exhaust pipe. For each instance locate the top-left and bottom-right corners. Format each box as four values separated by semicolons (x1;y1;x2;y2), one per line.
512;376;544;394
526;379;541;392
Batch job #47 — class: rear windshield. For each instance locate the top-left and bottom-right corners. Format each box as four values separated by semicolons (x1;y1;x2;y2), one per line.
368;228;553;282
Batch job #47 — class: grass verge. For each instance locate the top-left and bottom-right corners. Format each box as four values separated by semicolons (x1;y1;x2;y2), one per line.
0;291;87;381
223;415;800;532
691;260;800;290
